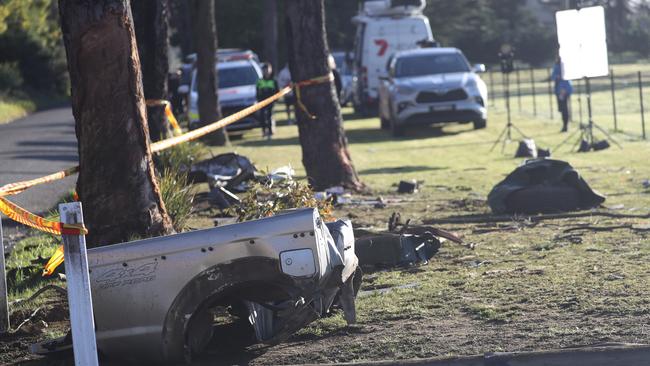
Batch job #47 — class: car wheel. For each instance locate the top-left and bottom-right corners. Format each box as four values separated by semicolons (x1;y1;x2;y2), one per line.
473;118;487;129
390;116;405;137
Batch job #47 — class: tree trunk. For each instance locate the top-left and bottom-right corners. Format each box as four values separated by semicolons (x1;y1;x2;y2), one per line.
59;0;174;247
191;0;228;146
284;0;363;191
262;0;278;68
132;0;172;142
169;0;194;57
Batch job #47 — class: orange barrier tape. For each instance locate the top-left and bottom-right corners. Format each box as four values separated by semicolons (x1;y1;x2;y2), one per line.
0;197;87;235
0;166;79;197
145;99;182;135
151;86;292;152
293;73;334;119
43;245;64;276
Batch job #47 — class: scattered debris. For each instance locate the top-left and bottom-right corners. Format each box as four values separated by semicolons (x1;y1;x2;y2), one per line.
355;213;462;269
578;139;610;152
358;282;419;297
397;179;419;194
488;159;606;214
189;153;256;193
515;139;538;158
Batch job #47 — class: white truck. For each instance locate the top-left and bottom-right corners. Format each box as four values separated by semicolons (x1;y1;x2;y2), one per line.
351;0;435;115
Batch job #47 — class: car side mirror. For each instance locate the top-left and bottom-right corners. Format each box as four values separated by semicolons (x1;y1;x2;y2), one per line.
473;64;486;73
177;85;190;95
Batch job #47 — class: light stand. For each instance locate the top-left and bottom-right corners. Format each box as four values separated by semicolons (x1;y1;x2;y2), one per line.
491;49;529;153
555;76;621;152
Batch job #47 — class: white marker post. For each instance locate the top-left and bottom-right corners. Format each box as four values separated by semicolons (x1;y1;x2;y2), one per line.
59;202;98;366
0;216;9;333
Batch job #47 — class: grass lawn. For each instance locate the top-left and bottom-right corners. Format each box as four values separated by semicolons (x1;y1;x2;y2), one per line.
203;103;650;364
2;77;650;364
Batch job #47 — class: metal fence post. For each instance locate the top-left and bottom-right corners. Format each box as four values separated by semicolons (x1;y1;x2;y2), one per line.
547;68;554;120
0;217;9;333
516;67;522;112
639;71;646;139
577;79;583;124
530;67;537;116
489;70;495;107
59;202;99;366
610;69;618;131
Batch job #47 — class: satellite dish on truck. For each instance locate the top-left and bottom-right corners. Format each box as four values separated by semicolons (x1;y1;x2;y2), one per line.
363;0;426;17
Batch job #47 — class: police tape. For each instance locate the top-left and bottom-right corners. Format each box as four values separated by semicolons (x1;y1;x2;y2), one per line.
145;99;182;135
151;86;292;152
0;73;335;238
293;73;334;119
0;166;79;197
0;197;87;235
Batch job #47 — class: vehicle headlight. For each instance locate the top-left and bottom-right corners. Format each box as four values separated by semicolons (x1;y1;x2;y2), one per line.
465;78;477;89
395;85;415;95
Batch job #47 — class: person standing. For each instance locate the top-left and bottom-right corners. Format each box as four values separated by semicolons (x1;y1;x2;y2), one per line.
551;57;573;132
277;64;295;124
256;62;279;139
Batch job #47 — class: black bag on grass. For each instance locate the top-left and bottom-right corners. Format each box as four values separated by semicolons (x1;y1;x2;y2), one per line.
488;158;605;214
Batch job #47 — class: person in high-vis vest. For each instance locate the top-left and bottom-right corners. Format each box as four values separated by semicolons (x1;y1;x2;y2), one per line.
256;62;279;139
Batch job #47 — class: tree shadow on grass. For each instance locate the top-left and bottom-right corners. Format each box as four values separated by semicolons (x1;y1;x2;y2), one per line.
238;124;472;148
358;165;448;175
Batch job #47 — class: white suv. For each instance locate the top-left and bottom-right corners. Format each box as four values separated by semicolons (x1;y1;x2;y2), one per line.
378;47;488;136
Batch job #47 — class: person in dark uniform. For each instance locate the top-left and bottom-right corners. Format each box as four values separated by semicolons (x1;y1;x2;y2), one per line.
551;56;573;132
256;63;279;139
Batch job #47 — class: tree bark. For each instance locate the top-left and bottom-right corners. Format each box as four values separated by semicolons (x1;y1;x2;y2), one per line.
59;0;174;247
284;0;363;191
191;0;228;146
132;0;172;142
262;0;278;68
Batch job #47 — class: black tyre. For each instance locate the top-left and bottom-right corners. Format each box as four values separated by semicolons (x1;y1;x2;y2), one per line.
390;117;405;137
473;118;487;129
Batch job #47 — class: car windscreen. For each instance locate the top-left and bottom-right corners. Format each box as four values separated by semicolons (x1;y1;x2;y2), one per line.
192;65;259;91
219;65;259;89
395;53;470;78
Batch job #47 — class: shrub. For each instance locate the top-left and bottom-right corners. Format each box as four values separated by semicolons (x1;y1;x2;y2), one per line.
158;167;194;232
156;141;207;172
229;178;333;222
0;62;23;92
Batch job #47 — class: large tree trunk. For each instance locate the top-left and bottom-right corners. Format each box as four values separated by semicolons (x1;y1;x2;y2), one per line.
132;0;172;142
59;0;174;247
284;0;363;191
262;0;278;68
191;0;228;146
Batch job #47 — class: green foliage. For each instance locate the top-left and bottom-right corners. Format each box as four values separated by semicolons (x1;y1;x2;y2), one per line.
228;178;333;222
0;0;68;94
158;167;195;231
156;141;208;172
6;234;59;294
0;62;23;91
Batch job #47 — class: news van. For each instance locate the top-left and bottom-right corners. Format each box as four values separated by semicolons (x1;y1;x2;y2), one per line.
352;0;435;115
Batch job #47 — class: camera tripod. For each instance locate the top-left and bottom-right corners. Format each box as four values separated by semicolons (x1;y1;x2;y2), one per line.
555;77;621;152
490;70;529;153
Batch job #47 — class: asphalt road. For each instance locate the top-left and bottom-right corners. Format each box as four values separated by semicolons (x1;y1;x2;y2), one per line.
0;107;78;219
